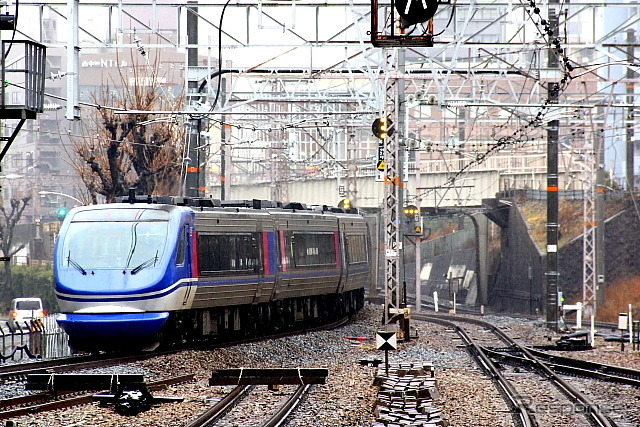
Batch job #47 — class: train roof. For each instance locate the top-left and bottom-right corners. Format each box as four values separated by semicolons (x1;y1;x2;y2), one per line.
114;194;361;216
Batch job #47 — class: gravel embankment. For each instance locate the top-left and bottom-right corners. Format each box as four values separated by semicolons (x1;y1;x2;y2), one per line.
5;305;640;426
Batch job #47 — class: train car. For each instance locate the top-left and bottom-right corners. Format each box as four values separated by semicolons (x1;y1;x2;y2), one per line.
54;196;370;352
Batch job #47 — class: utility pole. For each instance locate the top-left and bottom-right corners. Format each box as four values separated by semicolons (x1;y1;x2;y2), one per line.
595;121;606;310
66;0;81;175
220;129;226;199
66;0;80;121
545;0;560;331
185;1;202;198
546;82;560;331
220;77;228;200
582;130;597;318
415;150;422;313
626;29;636;191
346;131;359;204
382;48;402;325
398;48;406;312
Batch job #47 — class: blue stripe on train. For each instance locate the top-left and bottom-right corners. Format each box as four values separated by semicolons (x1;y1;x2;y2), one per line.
267;231;277;275
56;266;370;303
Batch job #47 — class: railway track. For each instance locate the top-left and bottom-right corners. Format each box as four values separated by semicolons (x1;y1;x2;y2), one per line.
0;352;159;381
486;347;640;387
186;383;311;427
414;314;536;427
0;351;314;423
415;313;617;427
186;368;324;426
8;304;630;426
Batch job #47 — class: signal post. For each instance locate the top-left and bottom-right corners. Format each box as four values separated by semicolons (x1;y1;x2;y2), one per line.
371;0;440;337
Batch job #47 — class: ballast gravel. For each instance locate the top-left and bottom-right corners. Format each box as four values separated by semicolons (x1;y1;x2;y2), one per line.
4;305;640;426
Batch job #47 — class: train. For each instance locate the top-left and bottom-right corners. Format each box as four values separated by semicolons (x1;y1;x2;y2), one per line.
53;195;371;352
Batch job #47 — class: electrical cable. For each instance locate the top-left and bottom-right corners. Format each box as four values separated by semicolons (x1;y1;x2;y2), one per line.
409;0;579;201
208;0;233;113
432;0;456;37
2;0;18;58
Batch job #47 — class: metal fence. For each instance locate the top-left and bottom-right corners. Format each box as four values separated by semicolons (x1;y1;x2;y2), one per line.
0;314;70;362
496;188;626;201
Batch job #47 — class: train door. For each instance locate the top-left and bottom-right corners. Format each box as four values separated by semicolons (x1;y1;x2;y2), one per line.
253;229;265;303
253;220;273;304
261;227;279;302
336;221;348;294
272;225;287;300
177;222;195;306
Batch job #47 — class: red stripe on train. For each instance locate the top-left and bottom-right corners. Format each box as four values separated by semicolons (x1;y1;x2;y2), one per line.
262;232;270;275
191;230;199;277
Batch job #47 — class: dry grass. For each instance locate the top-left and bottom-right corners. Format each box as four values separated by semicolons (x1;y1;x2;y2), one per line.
519;197;634;322
599;276;640;323
519;199;626;250
426;221;460;240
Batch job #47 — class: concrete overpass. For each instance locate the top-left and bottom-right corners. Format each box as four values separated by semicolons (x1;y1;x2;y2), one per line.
210;169;530;209
208;150;585;209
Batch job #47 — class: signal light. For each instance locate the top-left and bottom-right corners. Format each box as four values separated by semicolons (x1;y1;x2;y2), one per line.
339;198;352;210
56;206;67;221
403;205;419;216
372;116;395;140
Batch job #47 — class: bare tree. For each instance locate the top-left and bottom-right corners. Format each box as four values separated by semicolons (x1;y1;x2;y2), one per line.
0;197;30;308
71;50;185;202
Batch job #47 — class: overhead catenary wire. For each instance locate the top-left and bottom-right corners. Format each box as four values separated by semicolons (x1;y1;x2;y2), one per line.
5;0;639;203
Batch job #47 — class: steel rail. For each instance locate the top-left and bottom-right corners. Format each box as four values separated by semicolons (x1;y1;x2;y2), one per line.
185;385;255;427
262;384;311;427
186;383;310;427
489;347;640;388
0;351;170;381
528;348;640;382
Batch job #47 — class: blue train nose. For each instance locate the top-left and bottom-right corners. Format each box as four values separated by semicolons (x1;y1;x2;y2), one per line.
56;312;169;341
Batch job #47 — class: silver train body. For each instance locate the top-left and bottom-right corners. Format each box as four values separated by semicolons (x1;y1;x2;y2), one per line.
54;197;370;351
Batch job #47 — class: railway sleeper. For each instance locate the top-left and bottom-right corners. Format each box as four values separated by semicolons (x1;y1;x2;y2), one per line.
208;368;328;386
26;374;145;392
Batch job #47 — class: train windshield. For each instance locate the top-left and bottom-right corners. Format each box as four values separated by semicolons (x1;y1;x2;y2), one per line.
61;208;169;270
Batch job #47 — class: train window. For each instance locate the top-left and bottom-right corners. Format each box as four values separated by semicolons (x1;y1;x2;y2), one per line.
279;231;292;269
175;227;186;265
197;233;260;275
60;220;168;269
291;232;336;268
347;234;368;264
